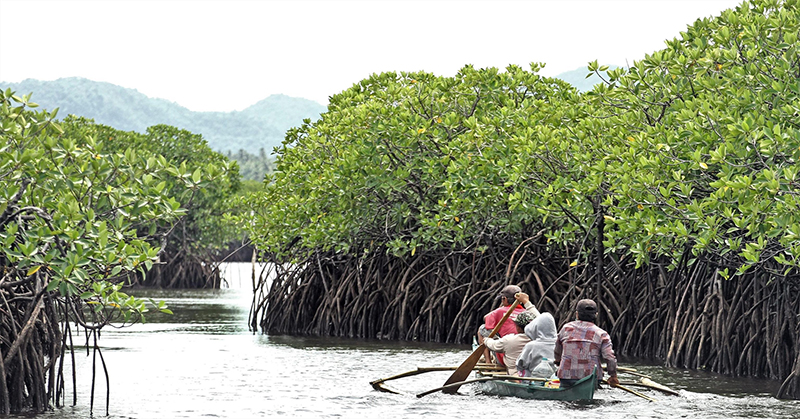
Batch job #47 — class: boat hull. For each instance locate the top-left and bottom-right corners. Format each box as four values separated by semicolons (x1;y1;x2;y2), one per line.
476;371;596;401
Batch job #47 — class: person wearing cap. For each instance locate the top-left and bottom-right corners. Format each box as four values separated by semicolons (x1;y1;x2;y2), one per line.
478;287;540;368
482;310;537;375
553;299;619;388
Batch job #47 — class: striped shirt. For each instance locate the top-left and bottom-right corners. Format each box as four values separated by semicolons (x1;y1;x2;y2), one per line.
554;320;617;381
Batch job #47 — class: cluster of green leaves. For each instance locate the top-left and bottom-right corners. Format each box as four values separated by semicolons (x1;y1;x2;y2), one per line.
245;0;799;278
60;116;242;263
0;90;235;323
583;0;800;276
244;64;581;258
1;92;174;321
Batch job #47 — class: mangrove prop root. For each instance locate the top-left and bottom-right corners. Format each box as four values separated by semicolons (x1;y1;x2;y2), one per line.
0;276;122;414
252;236;800;399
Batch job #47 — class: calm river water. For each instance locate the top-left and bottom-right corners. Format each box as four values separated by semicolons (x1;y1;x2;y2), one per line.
16;263;800;418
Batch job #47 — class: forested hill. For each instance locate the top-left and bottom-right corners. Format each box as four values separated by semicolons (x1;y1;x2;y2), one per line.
0;77;327;155
1;69;608;155
0;69;609;178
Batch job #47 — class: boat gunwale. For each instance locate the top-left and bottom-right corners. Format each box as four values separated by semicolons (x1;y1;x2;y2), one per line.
475;369;596;400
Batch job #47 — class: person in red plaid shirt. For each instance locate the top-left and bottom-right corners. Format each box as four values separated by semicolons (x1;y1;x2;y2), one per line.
553;299;620;388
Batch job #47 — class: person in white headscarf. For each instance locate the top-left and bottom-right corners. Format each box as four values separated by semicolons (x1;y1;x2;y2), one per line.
516;312;557;378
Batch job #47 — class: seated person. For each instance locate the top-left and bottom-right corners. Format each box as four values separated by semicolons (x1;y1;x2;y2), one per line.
483;310;537;376
477;286;540;365
554;299;619;388
516;312;557;378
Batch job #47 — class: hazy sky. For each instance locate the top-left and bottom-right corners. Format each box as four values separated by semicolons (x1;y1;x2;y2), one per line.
0;0;743;112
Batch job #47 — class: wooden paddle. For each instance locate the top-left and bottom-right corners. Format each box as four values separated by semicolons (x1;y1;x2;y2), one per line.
640;378;680;396
370;365;504;392
440;299;520;394
614;380;680;396
605;380;658;402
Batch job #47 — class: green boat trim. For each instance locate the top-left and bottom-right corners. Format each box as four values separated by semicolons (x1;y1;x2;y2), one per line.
475;370;596;401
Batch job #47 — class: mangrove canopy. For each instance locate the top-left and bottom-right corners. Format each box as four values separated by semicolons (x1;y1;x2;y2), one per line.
0;90;234;414
244;0;800;399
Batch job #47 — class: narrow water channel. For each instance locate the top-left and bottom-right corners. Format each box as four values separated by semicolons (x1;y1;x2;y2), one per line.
17;263;800;418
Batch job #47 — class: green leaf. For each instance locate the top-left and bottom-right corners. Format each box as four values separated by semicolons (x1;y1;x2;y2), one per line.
46;279;60;292
192;168;202;183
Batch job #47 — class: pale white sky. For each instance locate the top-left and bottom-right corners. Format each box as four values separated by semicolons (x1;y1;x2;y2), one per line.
0;0;743;112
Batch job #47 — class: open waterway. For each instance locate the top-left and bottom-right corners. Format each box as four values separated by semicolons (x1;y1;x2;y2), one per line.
16;263;800;418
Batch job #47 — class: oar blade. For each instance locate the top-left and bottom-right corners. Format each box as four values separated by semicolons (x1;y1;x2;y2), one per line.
441;344;485;394
640;378;680;396
441;299;520;395
613;383;658;402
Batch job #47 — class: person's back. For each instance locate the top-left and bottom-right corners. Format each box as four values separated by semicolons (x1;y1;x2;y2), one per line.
554;299;618;387
516;312;557;377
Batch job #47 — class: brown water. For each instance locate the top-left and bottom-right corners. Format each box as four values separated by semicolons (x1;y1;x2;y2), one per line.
15;263;800;418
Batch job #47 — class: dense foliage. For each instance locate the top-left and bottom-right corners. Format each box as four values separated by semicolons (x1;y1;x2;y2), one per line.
247;64;579;257
245;0;800;398
0;89;238;413
59;116;242;287
600;1;799;275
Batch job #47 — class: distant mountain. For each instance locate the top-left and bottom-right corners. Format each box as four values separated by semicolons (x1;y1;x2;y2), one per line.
555;65;622;92
0;77;326;155
2;69;614;156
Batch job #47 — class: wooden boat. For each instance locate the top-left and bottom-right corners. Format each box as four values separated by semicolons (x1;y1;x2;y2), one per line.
474;369;596;401
372;363;672;401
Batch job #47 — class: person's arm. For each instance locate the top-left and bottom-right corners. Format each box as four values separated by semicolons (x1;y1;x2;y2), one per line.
600;330;619;385
483;335;508;353
553;331;563;365
515;292;541;318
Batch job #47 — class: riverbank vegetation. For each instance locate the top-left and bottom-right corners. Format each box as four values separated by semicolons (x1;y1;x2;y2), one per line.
0;91;239;413
60;117;243;288
245;0;800;399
